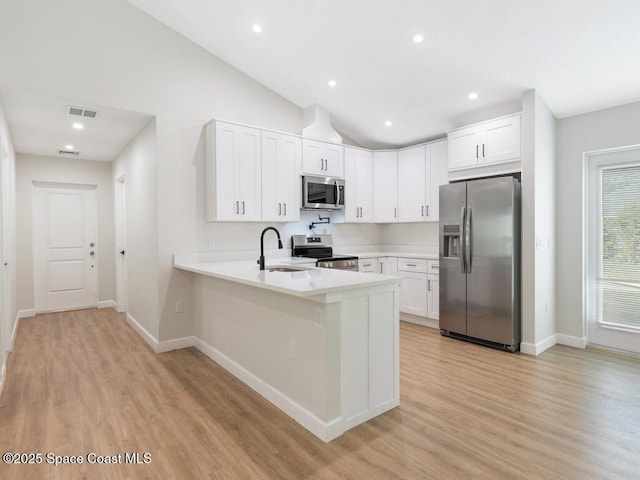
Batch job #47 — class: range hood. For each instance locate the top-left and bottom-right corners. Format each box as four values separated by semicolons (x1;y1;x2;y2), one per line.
302;104;342;144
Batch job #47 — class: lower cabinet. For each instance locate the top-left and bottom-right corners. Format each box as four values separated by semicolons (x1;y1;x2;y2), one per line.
397;258;428;317
358;258;378;273
427;260;439;320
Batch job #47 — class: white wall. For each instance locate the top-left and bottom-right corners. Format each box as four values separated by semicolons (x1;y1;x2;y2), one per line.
0;101;17;391
111;120;159;337
15;154;116;310
556;101;640;340
520;90;558;354
0;0;304;343
381;223;439;254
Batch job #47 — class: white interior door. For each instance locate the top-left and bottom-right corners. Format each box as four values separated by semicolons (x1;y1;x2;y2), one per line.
33;183;97;313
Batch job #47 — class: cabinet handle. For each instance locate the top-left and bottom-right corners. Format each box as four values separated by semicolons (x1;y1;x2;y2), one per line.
476;144;479;159
236;201;239;214
428;279;431;291
324;158;328;170
284;203;287;215
394;207;397;218
482;144;485;157
422;205;424;217
360;207;363;218
363;263;372;267
407;263;417;267
426;205;429;217
242;201;245;214
278;203;282;215
380;263;383;274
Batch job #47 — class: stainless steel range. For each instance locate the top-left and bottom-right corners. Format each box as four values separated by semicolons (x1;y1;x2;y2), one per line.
292;234;359;271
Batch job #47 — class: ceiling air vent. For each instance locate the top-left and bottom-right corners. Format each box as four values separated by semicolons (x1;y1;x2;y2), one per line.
67;105;98;118
58;149;79;156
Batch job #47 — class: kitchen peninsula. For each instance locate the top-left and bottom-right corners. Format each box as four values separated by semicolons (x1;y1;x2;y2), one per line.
174;255;401;442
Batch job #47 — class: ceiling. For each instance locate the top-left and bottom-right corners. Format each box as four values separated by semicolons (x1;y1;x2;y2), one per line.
0;89;152;162
125;0;640;149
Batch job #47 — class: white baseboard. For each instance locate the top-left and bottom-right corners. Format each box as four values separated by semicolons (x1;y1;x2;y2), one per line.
521;332;588;356
193;337;340;442
97;300;117;310
18;309;36;319
157;336;195;353
400;314;439;329
126;313;160;353
557;334;587;349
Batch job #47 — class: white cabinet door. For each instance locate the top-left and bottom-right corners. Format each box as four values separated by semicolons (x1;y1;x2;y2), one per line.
206;121;261;221
426;140;448;222
262;131;301;222
398;271;428;316
358;257;378;273
448;125;482;170
344;147;373;223
373;151;398;222
397;145;427;222
448;113;520;171
482;114;520;164
378;257;398;275
427;274;439;320
302;139;344;177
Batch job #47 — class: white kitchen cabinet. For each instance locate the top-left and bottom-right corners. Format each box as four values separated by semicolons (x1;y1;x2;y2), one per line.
398;258;428;317
427;260;439;320
397;145;427;222
428;140;448;222
262;131;301;222
448;113;520;171
206;121;262;221
378;256;398;275
373;151;398;222
344;147;374;222
358;257;378;273
397;140;448;223
302;139;344;177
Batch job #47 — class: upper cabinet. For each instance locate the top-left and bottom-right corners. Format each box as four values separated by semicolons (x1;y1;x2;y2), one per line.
344;147;374;222
448;113;521;171
397;140;448;223
206;121;262;221
262;131;301;222
373;151;398;223
302;139;344;178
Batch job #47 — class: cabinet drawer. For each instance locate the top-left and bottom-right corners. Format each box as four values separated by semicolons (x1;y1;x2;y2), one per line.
358;258;378;273
427;260;440;275
397;258;427;273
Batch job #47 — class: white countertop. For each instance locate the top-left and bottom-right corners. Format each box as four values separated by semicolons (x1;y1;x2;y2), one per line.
174;257;400;298
355;251;438;260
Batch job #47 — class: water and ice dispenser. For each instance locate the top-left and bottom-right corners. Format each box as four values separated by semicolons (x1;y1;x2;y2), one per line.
443;224;461;258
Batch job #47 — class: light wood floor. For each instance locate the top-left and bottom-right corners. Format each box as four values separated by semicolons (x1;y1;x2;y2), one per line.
1;309;639;479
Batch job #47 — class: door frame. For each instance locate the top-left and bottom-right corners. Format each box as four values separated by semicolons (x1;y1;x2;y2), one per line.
32;181;98;313
115;174;127;313
584;145;640;354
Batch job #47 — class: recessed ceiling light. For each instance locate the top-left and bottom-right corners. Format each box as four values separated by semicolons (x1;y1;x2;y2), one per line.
328;79;337;87
468;92;479;100
72;122;84;130
384;120;393;127
65;144;75;150
252;24;262;33
412;33;424;44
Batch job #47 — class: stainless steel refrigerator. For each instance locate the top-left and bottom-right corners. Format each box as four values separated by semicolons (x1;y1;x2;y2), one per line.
439;176;521;352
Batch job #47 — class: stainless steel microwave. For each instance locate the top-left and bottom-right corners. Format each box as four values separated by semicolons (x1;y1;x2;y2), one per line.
302;175;345;210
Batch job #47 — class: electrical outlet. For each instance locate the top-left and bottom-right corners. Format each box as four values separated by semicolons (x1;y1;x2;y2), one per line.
208;239;215;250
289;339;297;359
176;300;184;313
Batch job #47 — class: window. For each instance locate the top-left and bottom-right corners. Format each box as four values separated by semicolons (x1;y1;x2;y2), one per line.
599;164;640;329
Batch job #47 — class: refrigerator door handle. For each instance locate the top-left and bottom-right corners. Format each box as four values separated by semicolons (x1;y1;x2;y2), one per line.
465;207;472;273
460;206;466;273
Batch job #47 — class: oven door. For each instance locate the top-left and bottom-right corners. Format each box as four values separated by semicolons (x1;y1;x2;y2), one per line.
302;176;345;209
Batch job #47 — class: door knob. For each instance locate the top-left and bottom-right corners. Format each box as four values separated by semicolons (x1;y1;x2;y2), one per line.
90;242;95;247
120;250;125;256
90;251;95;256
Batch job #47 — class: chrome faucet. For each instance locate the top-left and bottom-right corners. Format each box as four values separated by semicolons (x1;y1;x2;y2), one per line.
258;226;283;270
